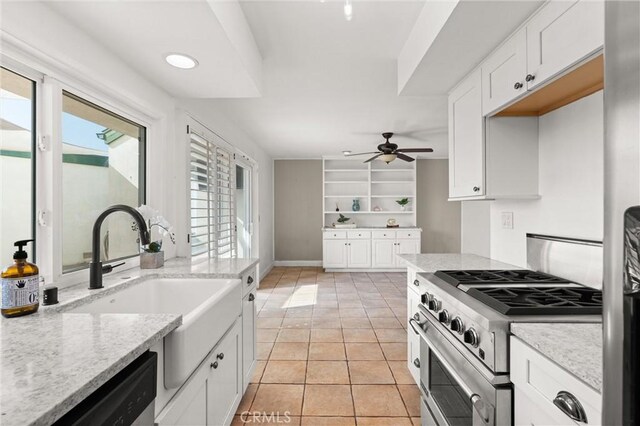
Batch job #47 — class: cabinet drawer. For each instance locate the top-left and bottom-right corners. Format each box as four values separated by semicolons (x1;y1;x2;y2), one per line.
347;231;370;239
324;231;347;239
396;230;420;239
511;337;601;425
372;230;395;239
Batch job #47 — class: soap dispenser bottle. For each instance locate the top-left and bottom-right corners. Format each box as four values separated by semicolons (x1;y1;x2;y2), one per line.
1;239;39;318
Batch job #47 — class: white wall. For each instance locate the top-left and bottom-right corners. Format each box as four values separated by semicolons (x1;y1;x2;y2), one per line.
487;91;604;267
461;200;491;257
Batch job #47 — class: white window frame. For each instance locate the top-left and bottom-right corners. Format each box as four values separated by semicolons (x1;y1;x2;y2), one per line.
1;53;162;288
186;117;238;260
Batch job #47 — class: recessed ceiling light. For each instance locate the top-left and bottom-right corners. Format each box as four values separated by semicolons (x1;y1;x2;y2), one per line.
165;53;199;69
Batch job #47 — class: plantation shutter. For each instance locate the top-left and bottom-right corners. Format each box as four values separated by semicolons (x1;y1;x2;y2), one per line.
216;147;235;258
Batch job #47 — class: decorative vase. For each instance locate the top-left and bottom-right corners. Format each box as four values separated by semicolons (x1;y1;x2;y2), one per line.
352;199;360;212
140;251;164;269
401;205;406;211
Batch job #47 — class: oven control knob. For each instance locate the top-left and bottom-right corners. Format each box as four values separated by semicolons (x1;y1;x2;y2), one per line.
428;298;441;312
420;293;431;304
450;317;465;334
463;328;480;347
438;310;450;324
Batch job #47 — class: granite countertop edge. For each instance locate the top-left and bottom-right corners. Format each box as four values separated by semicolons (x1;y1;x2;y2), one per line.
510;322;603;393
33;315;182;426
397;253;521;273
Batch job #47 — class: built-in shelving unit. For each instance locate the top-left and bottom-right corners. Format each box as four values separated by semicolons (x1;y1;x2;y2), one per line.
323;157;417;227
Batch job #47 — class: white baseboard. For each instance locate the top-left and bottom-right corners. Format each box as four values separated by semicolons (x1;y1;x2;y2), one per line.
273;260;323;267
259;261;274;280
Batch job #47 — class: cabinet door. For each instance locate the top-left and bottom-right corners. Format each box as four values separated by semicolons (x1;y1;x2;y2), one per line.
372;239;396;268
347;239;371;268
323;239;348;268
526;0;603;90
242;292;256;392
514;388;578;426
448;69;485;199
155;359;209;425
406;290;421;385
395;239;420;267
482;28;527;115
208;321;242;426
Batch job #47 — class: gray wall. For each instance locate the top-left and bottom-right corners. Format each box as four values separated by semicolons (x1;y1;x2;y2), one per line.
274;159;461;261
274;160;323;261
416;159;461;253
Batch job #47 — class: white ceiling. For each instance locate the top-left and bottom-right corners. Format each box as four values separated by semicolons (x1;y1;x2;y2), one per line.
189;1;448;159
44;0;541;160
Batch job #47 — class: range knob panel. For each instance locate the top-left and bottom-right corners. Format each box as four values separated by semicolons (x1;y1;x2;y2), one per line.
421;293;431;304
438;310;451;325
463;328;480;347
450;317;465;335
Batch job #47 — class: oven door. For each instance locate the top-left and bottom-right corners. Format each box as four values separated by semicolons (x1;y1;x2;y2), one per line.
409;308;511;426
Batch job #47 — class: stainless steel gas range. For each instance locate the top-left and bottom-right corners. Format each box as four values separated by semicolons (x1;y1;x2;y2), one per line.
410;235;603;426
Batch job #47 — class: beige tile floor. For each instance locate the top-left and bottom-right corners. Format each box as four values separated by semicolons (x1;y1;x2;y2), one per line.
232;267;421;426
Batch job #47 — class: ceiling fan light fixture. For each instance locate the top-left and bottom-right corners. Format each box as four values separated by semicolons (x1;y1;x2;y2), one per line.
380;154;397;164
344;0;353;21
342;150;352;156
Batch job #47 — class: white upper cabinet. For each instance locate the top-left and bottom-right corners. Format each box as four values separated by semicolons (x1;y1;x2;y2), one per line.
482;28;527;115
448;69;485;199
526;0;604;90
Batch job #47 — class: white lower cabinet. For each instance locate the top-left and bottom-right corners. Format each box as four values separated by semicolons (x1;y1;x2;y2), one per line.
511;336;601;426
323;229;421;270
406;274;421;385
242;289;257;391
156;320;243;426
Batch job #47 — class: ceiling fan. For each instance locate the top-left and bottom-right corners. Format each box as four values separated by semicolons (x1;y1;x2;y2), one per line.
344;132;433;163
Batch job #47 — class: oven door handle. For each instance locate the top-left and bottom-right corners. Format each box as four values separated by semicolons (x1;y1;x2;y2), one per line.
409;318;491;425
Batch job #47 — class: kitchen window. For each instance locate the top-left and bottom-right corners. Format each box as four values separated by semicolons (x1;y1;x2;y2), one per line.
61;91;146;272
189;130;236;258
0;67;36;264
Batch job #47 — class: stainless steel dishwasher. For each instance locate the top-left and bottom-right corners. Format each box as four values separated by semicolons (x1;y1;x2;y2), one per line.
54;351;157;426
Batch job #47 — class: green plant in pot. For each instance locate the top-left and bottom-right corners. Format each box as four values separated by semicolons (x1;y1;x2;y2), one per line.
134;205;176;269
396;197;410;211
334;213;354;228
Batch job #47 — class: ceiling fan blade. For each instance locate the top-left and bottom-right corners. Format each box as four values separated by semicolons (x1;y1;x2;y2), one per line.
344;151;379;157
395;148;434;153
396;153;415;162
364;153;383;163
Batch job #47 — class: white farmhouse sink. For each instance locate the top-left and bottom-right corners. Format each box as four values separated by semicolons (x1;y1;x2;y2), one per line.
71;277;242;388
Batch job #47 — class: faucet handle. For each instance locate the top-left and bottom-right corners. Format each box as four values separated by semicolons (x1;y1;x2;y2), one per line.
101;262;125;274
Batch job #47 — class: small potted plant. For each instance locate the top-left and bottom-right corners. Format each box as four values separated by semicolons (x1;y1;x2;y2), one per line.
134;205;175;269
334;213;356;229
396;197;410;211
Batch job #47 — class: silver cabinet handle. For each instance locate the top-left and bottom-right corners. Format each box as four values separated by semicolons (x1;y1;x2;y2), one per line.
413;279;420;286
413;358;421;368
248;293;255;302
247;276;254;285
553;391;588;423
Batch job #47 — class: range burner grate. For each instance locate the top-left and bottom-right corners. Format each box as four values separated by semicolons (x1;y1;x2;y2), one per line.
467;286;603;315
435;269;570;286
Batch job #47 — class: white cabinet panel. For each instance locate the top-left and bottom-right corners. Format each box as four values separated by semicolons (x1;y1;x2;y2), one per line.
448;69;485;198
406;289;421;385
155;371;208;426
323;239;348;268
482;27;527;115
242;292;256;391
526;0;603;90
395;239;420;266
348;239;371;268
372;239;396;268
208;321;242;426
511;337;601;426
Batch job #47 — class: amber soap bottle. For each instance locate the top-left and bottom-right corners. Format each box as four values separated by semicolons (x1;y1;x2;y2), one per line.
1;239;39;318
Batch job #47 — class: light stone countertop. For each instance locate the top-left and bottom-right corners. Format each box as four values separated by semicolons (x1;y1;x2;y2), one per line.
397;253;520;272
0;257;259;426
511;322;603;393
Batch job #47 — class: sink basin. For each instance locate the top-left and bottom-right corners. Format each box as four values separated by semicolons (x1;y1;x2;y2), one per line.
71;277;242;388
